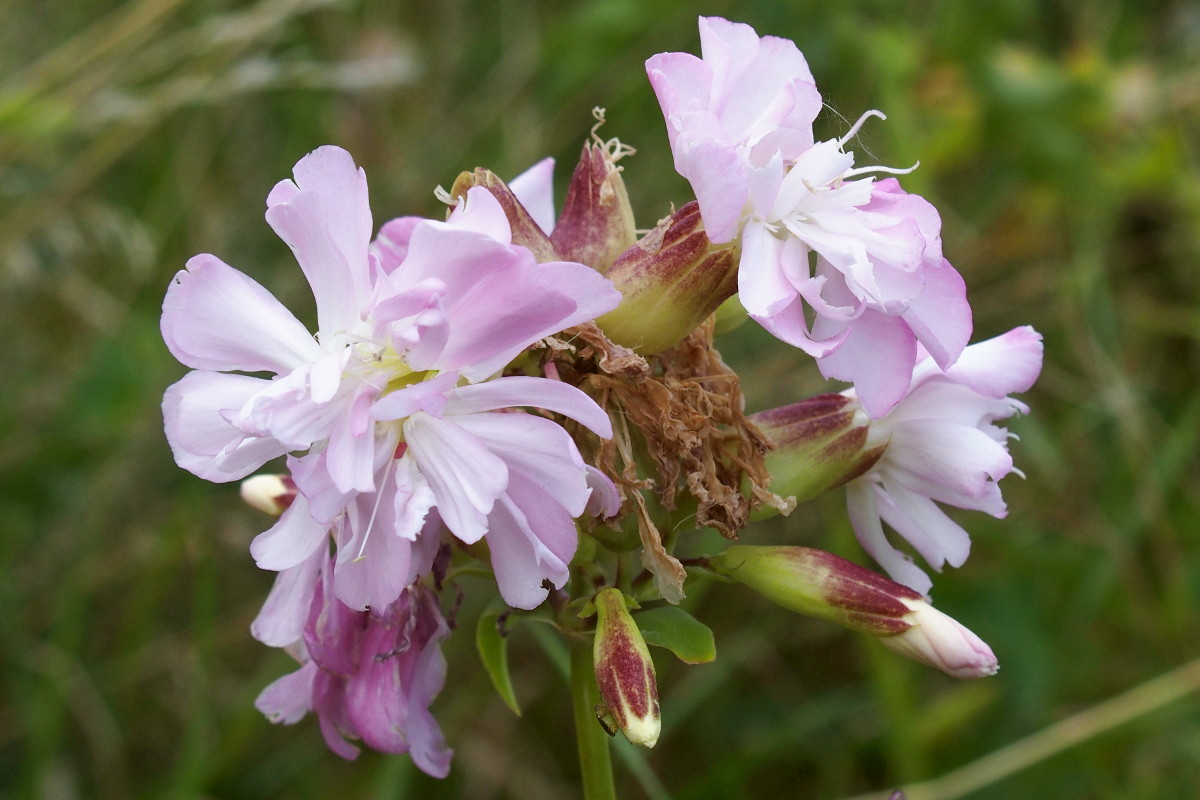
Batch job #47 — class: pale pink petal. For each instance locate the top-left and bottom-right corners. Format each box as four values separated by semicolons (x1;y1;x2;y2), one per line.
250;493;329;571
426;258;620;382
393;455;438;541
325;388;378;494
943;326;1044;398
369;278;445;327
443;376;612;438
289;451;355;525
485;475;575;609
745;236;848;357
674;138;749;244
403;412;508;544
901;258;972;370
235;365;345;450
163;371;289;482
333;509;412;613
887;378;1022;430
371;216;424;274
265;146;372;336
508;157;557;235
450;412;591;516
370;372;457;422
846;481;933;596
646;51;713;150
252;545;325;646
816;309;917;419
585;466;622;518
737;221;794;317
888;419;1014;500
162;254;321;373
879;480;972;569
255;661;316;725
444;186;512;245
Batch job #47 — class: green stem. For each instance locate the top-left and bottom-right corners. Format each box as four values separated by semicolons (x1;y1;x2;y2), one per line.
570;634;617;800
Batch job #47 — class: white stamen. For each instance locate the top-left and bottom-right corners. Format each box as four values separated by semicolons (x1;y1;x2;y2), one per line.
843;161;920;180
838;109;887;147
356;454;398;560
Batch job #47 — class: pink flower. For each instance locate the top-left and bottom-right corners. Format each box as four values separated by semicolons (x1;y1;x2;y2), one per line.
647;18;973;416
162;146;620;612
255;561;453;776
844;327;1044;595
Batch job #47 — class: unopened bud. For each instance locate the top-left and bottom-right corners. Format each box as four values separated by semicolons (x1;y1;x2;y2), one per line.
708;546;998;679
591;588;660;747
596;202;738;354
749;395;883;511
879;596;999;679
551;139;637;273
239;474;297;517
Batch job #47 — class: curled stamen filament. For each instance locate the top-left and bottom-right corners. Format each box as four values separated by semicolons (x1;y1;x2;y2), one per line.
843;160;920;180
838;109;887;147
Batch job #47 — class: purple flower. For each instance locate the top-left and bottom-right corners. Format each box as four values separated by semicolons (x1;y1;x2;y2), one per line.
255;560;453;776
162;146;621;613
844;327;1044;595
647;17;973;416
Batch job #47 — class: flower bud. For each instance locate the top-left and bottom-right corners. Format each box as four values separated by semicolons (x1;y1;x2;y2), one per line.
591;588;661;747
596;201;738;354
240;474;297;516
749;394;884;511
878;596;999;679
551;140;637;273
708;546;998;678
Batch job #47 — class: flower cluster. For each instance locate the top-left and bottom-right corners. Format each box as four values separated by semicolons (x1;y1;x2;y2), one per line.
161;15;1042;782
648;16;971;418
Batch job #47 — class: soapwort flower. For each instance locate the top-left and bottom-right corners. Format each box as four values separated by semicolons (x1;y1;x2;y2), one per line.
844;327;1044;594
162;146;621;613
647;17;973;416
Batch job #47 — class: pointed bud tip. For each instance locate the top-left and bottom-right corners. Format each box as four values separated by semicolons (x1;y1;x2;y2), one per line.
882;597;999;679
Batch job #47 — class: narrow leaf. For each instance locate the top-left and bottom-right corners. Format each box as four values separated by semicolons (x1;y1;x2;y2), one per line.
475;610;521;715
635;607;716;664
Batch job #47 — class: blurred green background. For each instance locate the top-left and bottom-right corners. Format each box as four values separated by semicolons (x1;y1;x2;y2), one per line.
2;0;1199;797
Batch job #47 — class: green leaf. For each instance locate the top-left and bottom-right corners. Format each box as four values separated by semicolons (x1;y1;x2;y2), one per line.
475;610;521;716
634;607;716;664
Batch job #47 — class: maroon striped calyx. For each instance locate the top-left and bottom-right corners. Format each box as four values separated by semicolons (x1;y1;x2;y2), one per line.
591;588;661;747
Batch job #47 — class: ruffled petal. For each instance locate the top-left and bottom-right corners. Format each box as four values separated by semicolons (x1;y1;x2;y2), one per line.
162;254;321;373
887;419;1014;501
901;258;972;370
255;660;316;725
846;481;932;596
484;474;575;609
163;371;289;482
265;146;372;337
401;224;621;380
878;479;972;570
942;326;1044;398
508;157;557;235
403;412;508;544
450;412;590;516
250;493;330;571
816;308;917;419
371;216;424;274
370;372;457;422
443;376;612;438
252;545;325;646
